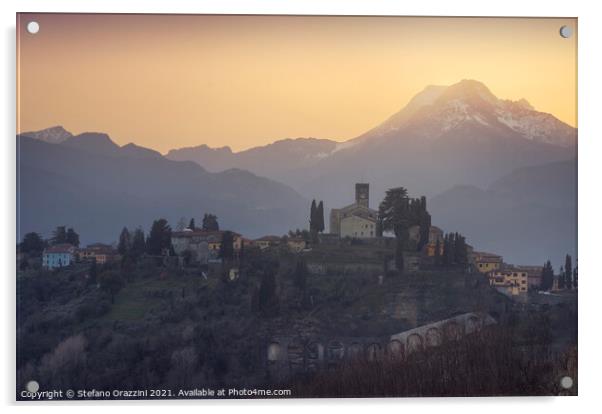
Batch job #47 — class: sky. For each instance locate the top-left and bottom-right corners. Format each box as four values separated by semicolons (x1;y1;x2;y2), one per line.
17;14;577;153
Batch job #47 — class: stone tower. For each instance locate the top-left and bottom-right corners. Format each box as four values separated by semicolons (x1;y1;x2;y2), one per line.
355;183;369;208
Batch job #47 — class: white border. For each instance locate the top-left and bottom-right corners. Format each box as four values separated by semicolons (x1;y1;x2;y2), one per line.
2;0;601;412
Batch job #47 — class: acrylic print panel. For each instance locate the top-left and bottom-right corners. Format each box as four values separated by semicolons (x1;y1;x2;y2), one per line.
16;14;577;400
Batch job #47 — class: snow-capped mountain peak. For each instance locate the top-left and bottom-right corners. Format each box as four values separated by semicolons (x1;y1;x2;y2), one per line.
20;125;73;144
365;79;575;147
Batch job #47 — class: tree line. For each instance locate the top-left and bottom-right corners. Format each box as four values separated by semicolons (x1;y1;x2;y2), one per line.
540;254;577;291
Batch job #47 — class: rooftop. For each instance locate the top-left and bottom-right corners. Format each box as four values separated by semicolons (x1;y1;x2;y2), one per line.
44;244;75;254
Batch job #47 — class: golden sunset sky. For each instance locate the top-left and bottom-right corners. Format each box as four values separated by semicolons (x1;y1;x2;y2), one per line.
17;14;577;153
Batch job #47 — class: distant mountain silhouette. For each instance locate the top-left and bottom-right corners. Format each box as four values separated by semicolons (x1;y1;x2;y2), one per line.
167;79;576;209
17;133;308;244
429;159;577;266
166;138;340;189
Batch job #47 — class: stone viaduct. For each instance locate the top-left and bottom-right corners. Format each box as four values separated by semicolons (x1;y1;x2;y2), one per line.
266;312;496;379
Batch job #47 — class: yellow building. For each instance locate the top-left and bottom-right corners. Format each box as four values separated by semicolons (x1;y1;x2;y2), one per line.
489;268;528;295
78;243;119;264
473;251;503;273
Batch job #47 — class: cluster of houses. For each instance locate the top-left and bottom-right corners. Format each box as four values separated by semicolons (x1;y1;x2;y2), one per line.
469;251;547;297
42;243;121;269
38;184;552;297
170;229;308;266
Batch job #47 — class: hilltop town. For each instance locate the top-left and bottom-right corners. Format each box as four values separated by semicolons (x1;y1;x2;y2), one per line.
16;182;577;397
20;183;576;299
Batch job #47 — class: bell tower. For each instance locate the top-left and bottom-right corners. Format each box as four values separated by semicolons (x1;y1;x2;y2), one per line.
355;183;369;208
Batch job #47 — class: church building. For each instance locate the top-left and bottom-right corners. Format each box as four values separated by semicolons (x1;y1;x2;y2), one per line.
330;183;379;238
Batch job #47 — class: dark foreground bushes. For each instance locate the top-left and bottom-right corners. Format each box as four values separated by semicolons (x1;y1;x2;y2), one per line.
291;328;577;397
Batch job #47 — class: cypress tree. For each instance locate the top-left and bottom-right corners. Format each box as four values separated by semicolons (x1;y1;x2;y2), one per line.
573;265;578;289
188;218;196;230
559;266;565;289
309;199;317;232
317;201;325;233
219;231;235;262
565;255;573;290
66;228;80;247
540;260;554;291
147;219;172;255
130;228;146;259
442;234;450;267
117;227;131;256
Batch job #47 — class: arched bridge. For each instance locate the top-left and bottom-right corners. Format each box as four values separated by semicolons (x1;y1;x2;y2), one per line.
266;312;496;379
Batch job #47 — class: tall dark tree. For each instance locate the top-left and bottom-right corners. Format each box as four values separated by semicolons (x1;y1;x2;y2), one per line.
316;201;325;233
117;227;131;256
309;199;317;233
202;214;219;231
454;233;468;266
379;187;431;273
19;232;46;254
442;233;454;267
130;227;146;259
379;187;410;273
573;264;578;289
146;219;172;255
219;231;235;262
66;228;80;247
558;266;566;289
51;226;67;245
417;196;432;251
564;255;573;290
540;260;554;291
188;218;196;230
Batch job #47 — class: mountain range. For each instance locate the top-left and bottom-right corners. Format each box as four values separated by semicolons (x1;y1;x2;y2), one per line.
429;159;576;265
17;133;308;245
19;79;577;264
167;80;575;206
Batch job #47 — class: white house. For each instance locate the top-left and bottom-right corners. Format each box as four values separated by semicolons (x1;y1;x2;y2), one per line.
42;244;76;269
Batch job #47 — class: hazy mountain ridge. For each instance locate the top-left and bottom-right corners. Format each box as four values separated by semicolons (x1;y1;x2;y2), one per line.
166;137;339;174
17;134;308;244
429;159;576;265
165;79;575;205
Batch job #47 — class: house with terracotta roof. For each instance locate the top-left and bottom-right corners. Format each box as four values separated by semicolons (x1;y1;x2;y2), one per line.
515;265;544;289
253;235;282;250
79;243;120;264
472;251;503;274
42;244;76;269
